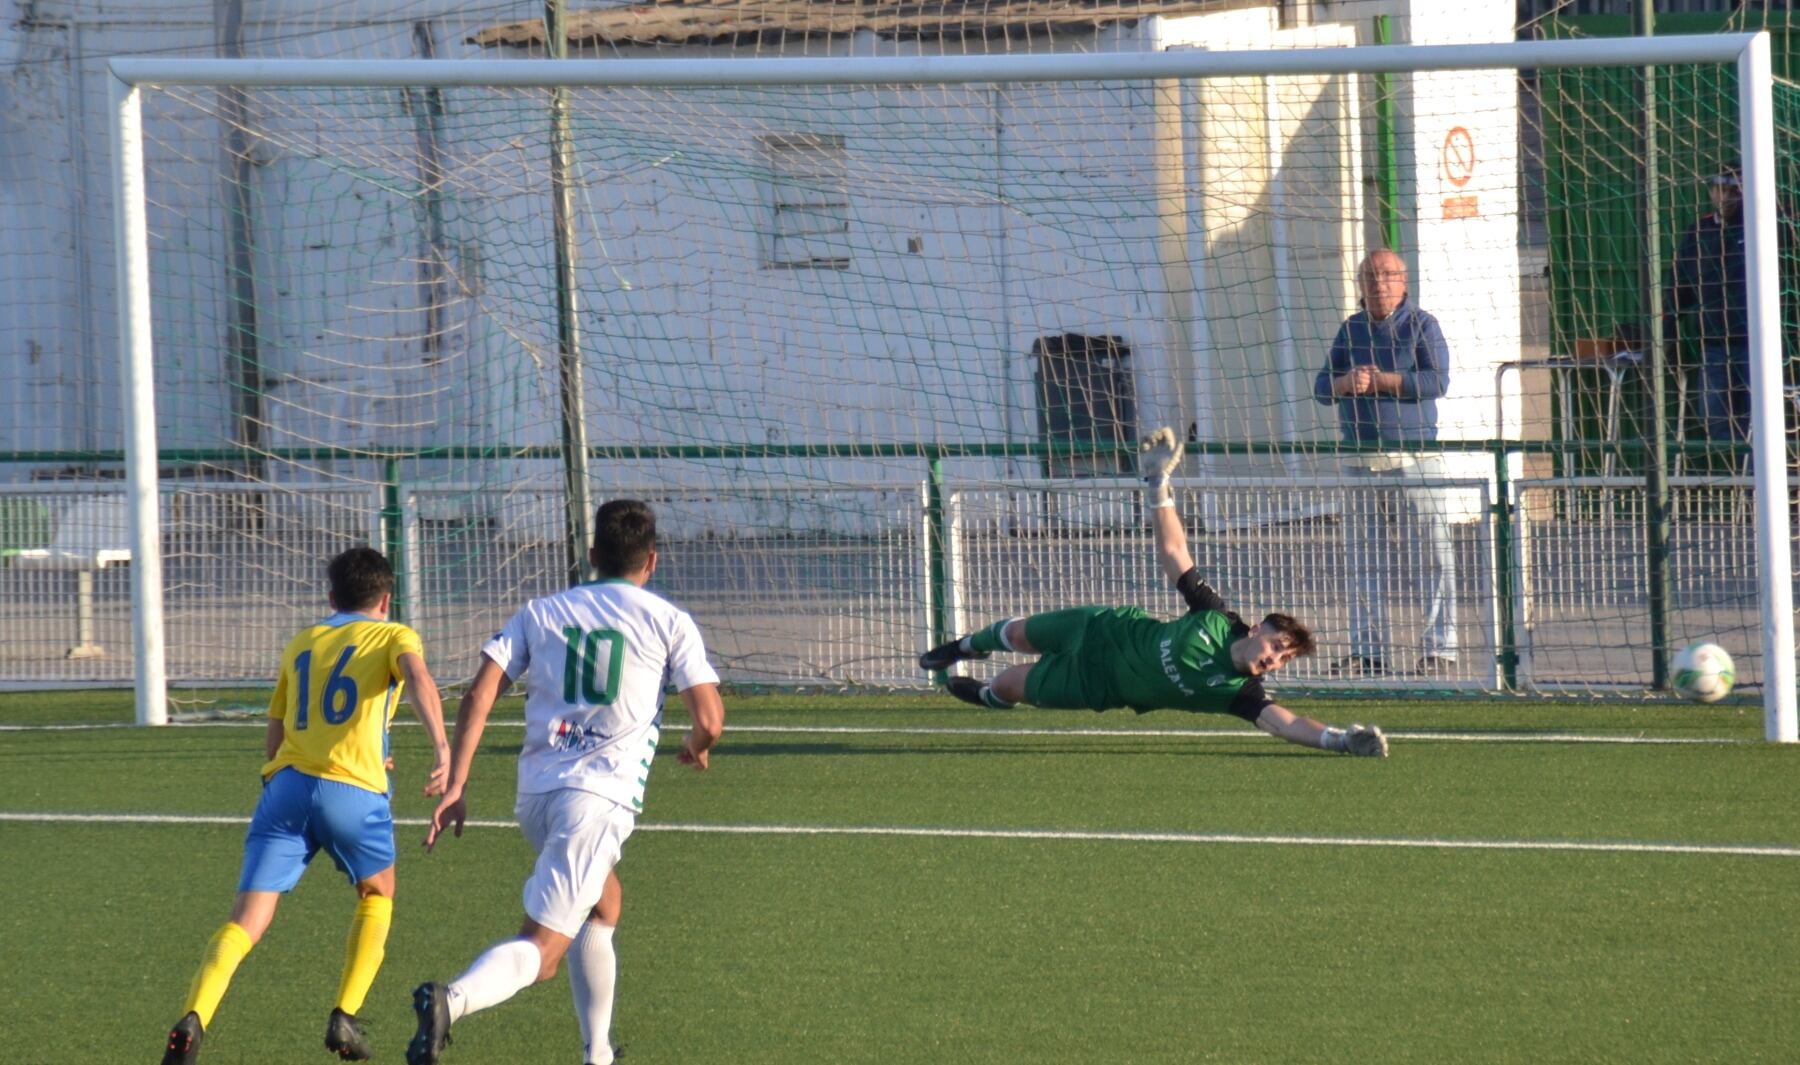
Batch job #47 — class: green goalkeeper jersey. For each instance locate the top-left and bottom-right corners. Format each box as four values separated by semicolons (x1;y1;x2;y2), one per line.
1107;602;1260;716
1023;570;1273;721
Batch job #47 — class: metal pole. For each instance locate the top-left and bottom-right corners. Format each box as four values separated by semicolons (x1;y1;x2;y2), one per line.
409;22;451;365
1492;443;1518;690
547;0;592;585
926;451;949;683
1372;15;1400;251
383;457;405;623
1264;74;1301;465
215;0;265;477
1737;35;1797;742
109;74;169;726
1637;0;1672;690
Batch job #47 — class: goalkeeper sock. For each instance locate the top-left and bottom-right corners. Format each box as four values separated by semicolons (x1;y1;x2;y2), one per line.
979;685;1017;710
183;921;254;1029
1319;727;1348;753
334;894;392;1016
967;618;1019;655
446;937;542;1021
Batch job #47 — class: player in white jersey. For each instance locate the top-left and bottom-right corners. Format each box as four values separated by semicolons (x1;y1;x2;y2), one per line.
406;499;725;1065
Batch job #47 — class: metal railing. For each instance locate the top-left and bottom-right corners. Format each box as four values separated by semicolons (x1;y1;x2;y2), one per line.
5;444;1785;698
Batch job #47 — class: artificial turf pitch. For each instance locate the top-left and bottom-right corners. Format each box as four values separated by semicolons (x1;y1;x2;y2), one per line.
1;691;1795;1064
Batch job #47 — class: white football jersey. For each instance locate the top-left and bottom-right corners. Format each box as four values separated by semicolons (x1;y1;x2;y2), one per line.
481;578;719;811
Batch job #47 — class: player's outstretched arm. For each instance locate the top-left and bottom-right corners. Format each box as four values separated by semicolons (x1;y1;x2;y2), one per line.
397;651;452;796
1255;702;1387;758
1139;427;1194;586
1150;490;1196;587
425;655;509;850
676;682;725;771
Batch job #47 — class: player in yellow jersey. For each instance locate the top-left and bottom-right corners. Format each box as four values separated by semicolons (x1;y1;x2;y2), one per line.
161;547;451;1064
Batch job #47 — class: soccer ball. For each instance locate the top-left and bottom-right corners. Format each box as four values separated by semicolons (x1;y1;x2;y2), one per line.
1672;642;1735;703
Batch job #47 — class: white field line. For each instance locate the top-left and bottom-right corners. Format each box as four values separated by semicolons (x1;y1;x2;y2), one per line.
1;811;1795;859
0;720;1753;745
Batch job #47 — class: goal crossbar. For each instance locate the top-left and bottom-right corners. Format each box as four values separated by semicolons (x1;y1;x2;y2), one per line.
109;34;1762;89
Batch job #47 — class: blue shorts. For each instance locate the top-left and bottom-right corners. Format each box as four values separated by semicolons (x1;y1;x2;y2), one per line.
238;767;396;893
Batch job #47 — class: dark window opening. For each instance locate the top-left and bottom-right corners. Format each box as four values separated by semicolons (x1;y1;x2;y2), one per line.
1032;333;1136;478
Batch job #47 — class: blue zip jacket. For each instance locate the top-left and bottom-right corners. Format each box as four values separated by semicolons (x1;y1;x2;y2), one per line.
1664;209;1746;351
1311;298;1450;445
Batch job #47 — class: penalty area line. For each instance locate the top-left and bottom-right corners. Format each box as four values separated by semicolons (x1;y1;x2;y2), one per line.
1;811;1795;859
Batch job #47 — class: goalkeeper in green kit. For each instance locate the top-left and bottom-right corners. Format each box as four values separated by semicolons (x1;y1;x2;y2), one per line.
920;427;1388;757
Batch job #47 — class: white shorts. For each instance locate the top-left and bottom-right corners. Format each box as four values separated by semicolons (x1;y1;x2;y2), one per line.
514;788;636;938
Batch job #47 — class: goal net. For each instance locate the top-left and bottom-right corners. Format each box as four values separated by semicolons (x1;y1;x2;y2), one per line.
86;33;1796;734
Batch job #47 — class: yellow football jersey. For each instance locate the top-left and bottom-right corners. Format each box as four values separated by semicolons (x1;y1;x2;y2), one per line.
262;613;425;794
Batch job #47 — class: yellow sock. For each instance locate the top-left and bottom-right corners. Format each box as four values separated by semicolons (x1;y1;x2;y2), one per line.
335;894;393;1016
183;922;253;1029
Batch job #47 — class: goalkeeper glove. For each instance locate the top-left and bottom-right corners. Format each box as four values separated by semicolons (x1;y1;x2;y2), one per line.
1138;426;1183;503
1343;724;1389;758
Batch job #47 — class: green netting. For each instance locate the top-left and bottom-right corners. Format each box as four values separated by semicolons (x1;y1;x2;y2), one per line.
1538;13;1800;474
2;11;1792;703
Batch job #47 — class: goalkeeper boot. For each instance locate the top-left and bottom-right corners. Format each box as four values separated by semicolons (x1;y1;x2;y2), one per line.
945;675;987;707
162;1011;203;1065
324;1008;373;1061
919;636;986;672
946;676;1015;709
405;983;453;1065
1344;724;1389;758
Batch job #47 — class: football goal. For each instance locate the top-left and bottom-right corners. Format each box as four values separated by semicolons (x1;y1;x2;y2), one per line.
102;34;1795;739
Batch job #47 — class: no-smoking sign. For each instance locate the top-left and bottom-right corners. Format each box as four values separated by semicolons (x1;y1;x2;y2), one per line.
1442;126;1476;188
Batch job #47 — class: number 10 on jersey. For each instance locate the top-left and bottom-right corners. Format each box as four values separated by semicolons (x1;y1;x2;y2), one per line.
562;627;624;705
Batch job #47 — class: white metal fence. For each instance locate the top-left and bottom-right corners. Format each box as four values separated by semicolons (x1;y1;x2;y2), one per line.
26;473;1787;697
401;484;932;687
1512;476;1793;693
0;483;135;681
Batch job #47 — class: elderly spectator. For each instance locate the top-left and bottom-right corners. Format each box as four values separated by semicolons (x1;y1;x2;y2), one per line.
1313;250;1457;678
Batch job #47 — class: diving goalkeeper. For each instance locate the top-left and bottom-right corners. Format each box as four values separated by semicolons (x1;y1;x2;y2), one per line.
920;427;1388;757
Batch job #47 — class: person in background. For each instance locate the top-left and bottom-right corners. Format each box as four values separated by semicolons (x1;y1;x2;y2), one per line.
1312;249;1457;678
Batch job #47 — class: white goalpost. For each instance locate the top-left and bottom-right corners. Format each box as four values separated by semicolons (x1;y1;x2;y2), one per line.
106;35;1795;740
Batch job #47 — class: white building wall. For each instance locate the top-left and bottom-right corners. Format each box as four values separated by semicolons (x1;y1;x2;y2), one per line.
1394;0;1525;514
0;20;88;459
2;0;1526;513
0;0;542;484
448;33;1182;493
1157;10;1364;481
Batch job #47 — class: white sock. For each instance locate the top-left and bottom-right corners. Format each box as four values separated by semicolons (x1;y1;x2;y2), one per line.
568;922;618;1064
1320;727;1348;753
997;617;1022;652
446;938;542;1022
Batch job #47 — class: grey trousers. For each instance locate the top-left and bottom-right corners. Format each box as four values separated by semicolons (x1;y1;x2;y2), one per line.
1344;456;1459;662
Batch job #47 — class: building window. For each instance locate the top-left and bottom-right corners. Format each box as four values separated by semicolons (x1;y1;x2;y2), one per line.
1032;334;1137;479
763;133;850;270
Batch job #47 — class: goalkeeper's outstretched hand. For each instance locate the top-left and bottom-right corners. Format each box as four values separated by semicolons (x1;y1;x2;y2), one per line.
1138;426;1183;491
